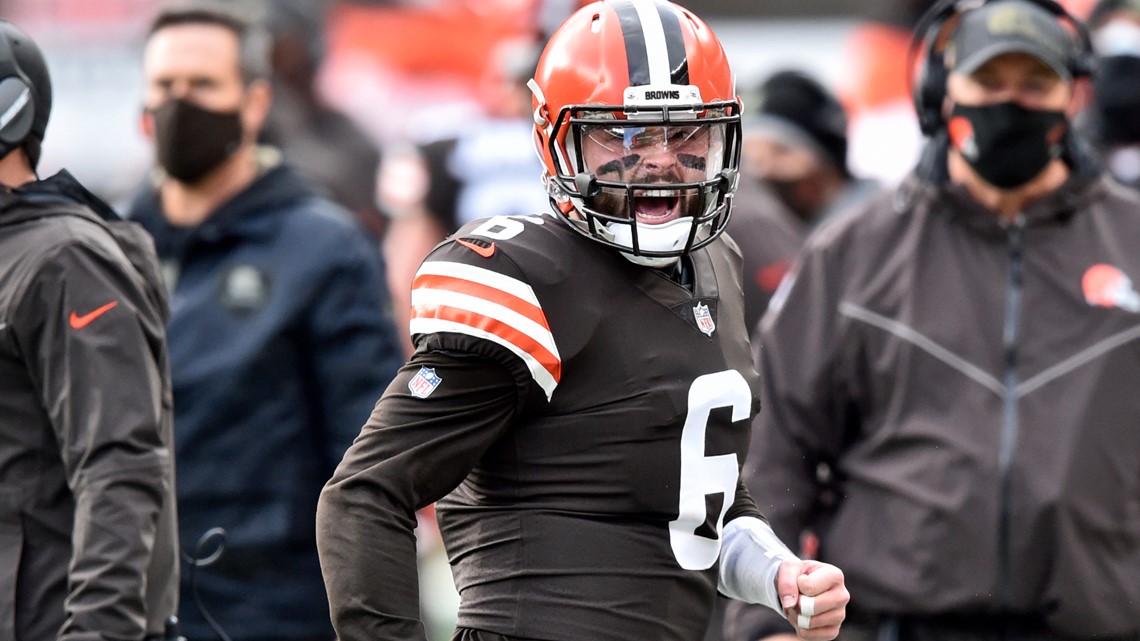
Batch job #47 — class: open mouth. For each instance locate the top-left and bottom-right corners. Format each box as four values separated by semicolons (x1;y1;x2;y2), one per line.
632;189;680;224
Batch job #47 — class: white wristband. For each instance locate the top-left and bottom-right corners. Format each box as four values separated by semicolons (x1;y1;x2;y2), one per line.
717;516;799;613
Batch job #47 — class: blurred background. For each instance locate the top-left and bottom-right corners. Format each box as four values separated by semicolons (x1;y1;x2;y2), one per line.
2;1;1099;639
4;0;1065;206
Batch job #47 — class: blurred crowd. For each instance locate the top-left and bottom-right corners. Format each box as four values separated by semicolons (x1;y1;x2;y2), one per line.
3;1;1140;641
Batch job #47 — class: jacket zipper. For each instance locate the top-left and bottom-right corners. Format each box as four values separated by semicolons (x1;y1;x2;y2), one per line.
998;214;1025;607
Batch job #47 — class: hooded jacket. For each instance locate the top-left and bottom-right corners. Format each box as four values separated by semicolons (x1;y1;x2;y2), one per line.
127;159;403;641
0;170;179;641
729;135;1140;640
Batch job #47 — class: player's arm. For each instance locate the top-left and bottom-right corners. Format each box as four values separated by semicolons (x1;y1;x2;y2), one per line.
727;243;852;641
316;348;522;641
15;242;170;641
719;505;848;640
719;478;798;612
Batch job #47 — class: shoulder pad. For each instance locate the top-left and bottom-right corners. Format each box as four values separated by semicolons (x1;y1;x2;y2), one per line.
410;214;563;400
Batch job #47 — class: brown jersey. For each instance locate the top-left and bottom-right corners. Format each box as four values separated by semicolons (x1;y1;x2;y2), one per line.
318;213;763;641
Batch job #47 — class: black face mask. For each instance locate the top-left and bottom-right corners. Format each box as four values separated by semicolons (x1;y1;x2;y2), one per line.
948;101;1068;189
1094;55;1140;145
761;176;815;223
151;98;243;184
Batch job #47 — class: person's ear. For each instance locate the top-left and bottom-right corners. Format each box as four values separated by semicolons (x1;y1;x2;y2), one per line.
1068;77;1092;117
242;79;273;141
140;107;155;140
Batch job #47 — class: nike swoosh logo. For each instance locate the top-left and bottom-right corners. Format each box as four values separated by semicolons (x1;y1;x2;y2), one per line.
69;301;119;329
456;238;496;258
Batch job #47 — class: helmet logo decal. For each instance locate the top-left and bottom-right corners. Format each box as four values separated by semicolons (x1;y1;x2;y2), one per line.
611;0;689;87
1083;264;1140;312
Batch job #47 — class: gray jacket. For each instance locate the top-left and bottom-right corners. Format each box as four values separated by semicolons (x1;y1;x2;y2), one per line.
0;171;178;641
729;141;1140;640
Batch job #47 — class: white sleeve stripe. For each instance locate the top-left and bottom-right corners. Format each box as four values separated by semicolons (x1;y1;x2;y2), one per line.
412;288;560;359
631;0;671;86
410;317;558;400
415;261;541;306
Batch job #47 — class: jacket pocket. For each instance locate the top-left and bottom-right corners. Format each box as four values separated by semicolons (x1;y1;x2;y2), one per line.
0;519;22;641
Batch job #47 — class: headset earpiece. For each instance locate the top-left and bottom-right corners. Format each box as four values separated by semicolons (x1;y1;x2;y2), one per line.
914;26;951;136
1069;25;1098;78
1032;0;1098;78
0;23;36;159
909;0;966;136
0;76;34;146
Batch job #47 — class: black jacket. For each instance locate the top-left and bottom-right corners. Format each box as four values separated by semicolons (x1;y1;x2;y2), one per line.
128;159;403;640
728;136;1140;640
0;171;179;641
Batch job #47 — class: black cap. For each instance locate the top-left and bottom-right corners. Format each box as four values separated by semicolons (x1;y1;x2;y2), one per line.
947;0;1079;79
742;70;849;175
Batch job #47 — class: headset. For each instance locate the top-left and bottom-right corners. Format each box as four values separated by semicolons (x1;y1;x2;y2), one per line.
0;20;50;165
908;0;1097;136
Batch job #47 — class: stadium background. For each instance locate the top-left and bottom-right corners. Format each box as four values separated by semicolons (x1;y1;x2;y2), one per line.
0;0;1099;639
2;0;1077;201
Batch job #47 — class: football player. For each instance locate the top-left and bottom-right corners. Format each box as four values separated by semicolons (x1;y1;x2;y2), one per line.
316;2;848;640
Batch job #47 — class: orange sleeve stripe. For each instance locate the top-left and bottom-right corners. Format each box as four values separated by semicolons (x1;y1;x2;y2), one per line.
412;302;562;383
412;273;550;330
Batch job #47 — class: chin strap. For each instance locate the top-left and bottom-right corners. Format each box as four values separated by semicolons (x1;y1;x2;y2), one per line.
604;217;696;268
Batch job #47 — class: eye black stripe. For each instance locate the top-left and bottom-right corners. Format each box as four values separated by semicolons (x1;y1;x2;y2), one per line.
655;1;689;85
610;0;652;86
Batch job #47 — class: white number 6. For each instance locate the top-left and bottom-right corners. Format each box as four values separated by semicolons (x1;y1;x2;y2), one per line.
669;370;751;570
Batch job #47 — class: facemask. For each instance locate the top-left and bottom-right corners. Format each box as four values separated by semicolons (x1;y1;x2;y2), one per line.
947;101;1068;189
1093;56;1140;144
151;98;243;184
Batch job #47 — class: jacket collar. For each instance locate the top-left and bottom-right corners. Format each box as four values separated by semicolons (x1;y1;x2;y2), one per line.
128;151;316;251
898;130;1109;234
0;169;121;226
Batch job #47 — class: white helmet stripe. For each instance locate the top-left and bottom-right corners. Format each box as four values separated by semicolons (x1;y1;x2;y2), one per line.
630;0;671;86
610;0;681;87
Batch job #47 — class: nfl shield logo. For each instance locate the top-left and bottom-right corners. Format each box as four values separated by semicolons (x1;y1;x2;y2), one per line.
408;366;443;398
693;302;715;336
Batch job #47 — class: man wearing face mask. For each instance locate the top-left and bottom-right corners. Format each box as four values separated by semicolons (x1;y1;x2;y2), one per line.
125;4;404;641
1080;0;1140;188
724;70;881;332
739;70;879;230
725;1;1140;640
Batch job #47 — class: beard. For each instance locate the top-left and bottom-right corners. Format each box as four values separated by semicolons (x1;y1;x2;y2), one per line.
587;166;706;224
